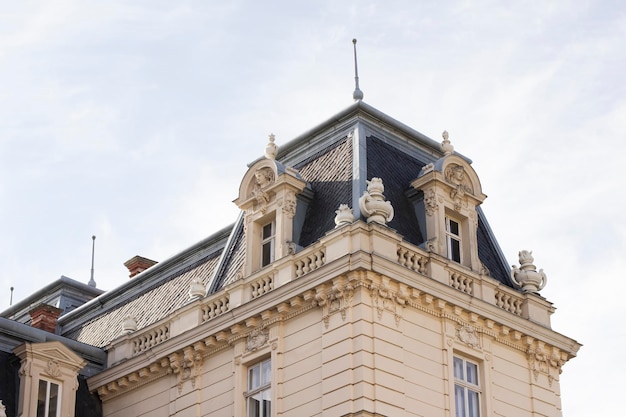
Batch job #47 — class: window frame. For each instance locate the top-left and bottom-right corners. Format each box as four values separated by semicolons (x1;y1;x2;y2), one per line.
453;355;482;417
36;378;62;417
260;221;275;268
445;216;462;263
245;358;272;417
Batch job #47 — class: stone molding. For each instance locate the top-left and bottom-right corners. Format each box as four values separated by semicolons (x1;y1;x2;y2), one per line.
92;268;576;400
90;223;579;400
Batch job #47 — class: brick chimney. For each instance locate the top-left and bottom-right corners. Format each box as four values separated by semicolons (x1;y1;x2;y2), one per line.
124;255;158;278
29;304;62;333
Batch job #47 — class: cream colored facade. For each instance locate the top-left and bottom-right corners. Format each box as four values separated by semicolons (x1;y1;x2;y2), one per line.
88;145;578;416
90;220;577;416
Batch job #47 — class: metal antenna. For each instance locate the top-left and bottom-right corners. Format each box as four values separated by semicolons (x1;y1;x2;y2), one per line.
352;39;364;101
88;235;97;287
10;286;14;306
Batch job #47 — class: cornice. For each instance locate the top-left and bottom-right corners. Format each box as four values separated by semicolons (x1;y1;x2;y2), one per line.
89;261;579;400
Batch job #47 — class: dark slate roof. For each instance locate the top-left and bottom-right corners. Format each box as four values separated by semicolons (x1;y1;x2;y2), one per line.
366;136;426;246
0;350;20;417
208;217;246;294
476;208;513;287
296;136;353;247
48;101;518;349
62;252;221;347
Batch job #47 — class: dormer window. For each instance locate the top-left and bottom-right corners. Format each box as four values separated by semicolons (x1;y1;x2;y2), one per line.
234;137;308;276
410;146;487;274
446;216;462;263
261;221;275;268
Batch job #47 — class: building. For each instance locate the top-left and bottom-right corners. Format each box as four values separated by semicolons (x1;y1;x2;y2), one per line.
0;99;580;417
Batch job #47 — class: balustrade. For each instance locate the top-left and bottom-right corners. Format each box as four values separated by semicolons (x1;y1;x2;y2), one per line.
201;296;230;322
250;275;274;299
494;289;523;316
295;249;325;277
450;272;473;295
132;324;170;355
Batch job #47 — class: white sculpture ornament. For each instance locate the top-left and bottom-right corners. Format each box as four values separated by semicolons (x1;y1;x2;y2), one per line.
122;314;138;335
334;204;355;227
265;133;277;160
441;130;454;156
0;399;6;417
358;178;394;225
188;277;206;300
511;250;547;294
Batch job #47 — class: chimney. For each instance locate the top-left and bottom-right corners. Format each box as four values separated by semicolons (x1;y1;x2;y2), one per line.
124;255;158;278
29;304;62;333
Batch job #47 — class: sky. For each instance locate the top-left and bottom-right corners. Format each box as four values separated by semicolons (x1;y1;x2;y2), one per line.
0;0;624;415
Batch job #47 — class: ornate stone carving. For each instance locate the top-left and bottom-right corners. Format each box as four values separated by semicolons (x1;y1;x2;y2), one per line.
45;359;62;377
265;133;277;160
527;342;564;387
358;178;394;225
425;237;437;253
169;346;204;393
283;191;297;218
246;328;269;352
0;399;6;417
121;315;137;335
423;188;438;216
188;277;206;300
421;162;434;174
370;281;405;326
479;262;491;277
251;167;274;213
444;163;473;211
334;204;355;227
512;250;547;293
286;241;297;255
314;278;354;328
456;325;481;350
441;130;454;155
18;358;30;377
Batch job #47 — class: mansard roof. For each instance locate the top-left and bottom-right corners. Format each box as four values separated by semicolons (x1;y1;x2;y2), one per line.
56;100;514;348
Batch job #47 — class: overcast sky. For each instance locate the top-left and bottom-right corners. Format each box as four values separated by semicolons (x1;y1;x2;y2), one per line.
1;1;623;415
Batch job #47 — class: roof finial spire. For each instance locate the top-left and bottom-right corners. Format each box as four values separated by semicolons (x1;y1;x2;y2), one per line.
88;235;97;287
352;39;364;101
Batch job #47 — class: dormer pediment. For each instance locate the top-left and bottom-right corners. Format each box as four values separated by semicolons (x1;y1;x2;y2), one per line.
234;158;306;214
413;154;486;208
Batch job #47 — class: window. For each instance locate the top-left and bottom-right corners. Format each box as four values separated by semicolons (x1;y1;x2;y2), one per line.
261;222;275;267
446;217;461;262
246;359;271;417
37;379;61;417
454;356;481;417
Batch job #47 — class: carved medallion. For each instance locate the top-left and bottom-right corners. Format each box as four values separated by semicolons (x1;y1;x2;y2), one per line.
246;328;269;352
456;325;481;349
45;359;62;377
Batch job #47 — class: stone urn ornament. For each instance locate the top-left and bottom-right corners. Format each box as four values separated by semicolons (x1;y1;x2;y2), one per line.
511;250;547;294
122;314;138;335
265;133;277;160
358;178;394;225
188;277;206;300
441;130;454;155
334;204;355;228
